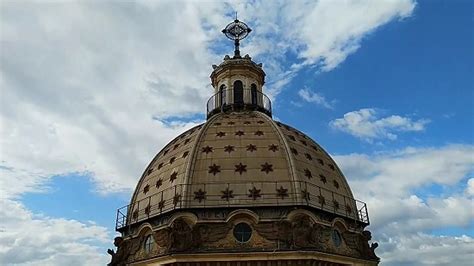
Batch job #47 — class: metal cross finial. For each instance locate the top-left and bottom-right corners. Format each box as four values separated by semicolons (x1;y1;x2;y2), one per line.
222;16;252;58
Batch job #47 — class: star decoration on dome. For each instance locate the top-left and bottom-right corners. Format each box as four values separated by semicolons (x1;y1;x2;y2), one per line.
163;149;169;155
144;204;151;215
333;180;340;189
246;144;257;152
155;179;163;189
254;130;264;136
345;204;352;214
182;151;189;158
224;145;235;153
319;174;327;184
248;187;261;200
158;162;163;169
305;153;313;160
304;169;312;179
143;184;150;194
227;121;235;125
244;121;251;125
311;145;318;151
333;200;340;210
301;189;310;201
288;135;296;141
208;164;221;175
257;120;264;124
202;146;214;154
173;144;180;150
221;188;234;201
234;163;247;175
268;144;278;152
318;195;326;205
158;199;165;211
317;158;325;165
300;140;307;146
169;157;175;164
216;132;226;137
276;186;289;199
147;168;153;176
261;162;273;174
184;138;191;145
328;164;335;171
169;171;178;183
235;130;245;136
290;147;298;155
173;194;181;206
132;209;139;220
194;189;207;203
214;122;222;126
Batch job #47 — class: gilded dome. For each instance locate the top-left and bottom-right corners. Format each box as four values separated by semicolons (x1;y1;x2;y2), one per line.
126;111;361;226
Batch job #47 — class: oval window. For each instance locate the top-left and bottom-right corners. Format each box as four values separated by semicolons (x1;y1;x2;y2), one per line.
233;222;252;243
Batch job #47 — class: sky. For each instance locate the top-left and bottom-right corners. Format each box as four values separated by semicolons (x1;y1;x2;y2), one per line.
0;0;473;265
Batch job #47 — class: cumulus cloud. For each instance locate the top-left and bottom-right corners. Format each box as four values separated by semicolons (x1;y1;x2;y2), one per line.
298;88;334;109
329;108;430;141
466;178;474;196
0;199;109;265
333;145;474;265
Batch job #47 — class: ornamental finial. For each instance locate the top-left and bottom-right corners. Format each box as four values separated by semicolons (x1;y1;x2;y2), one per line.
221;14;252;58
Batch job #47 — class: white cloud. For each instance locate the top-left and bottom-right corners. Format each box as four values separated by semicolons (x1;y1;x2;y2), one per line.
333;145;474;265
0;199;109;265
297;88;334;109
466;178;474;196
329;108;430;141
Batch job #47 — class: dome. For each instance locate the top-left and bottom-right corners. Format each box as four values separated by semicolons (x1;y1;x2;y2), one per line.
110;18;378;266
123;111;364;227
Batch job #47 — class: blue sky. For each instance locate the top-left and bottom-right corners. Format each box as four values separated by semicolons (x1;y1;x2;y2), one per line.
1;1;473;265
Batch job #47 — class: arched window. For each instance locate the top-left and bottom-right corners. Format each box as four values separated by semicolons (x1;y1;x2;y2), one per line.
251;83;257;105
144;234;154;253
219;84;226;106
233;80;243;105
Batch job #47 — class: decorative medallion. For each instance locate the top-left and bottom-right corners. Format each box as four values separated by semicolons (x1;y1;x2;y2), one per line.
202;146;213;154
194;189;207;203
169;171;178;183
234;163;247;175
224;145;235;153
248;187;261;200
246;144;257;152
173;194;181;206
318;195;326;205
208;164;221;175
221;188;234;200
319;174;327;184
276;186;289;199
268;144;278;152
155;179;163;189
261;162;273;174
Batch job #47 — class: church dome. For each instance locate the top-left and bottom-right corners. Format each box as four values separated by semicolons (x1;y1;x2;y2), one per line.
126;111;361;224
110;18;378;266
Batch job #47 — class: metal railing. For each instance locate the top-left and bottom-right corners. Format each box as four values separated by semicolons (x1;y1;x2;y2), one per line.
116;181;369;230
206;88;272;118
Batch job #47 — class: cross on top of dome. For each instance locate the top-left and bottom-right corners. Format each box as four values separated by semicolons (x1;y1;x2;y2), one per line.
222;13;252;58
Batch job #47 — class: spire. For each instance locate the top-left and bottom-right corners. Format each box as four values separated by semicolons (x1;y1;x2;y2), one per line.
221;14;252;58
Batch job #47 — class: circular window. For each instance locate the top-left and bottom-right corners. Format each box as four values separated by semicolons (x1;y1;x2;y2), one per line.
144;234;155;253
331;229;342;247
233;223;252;243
